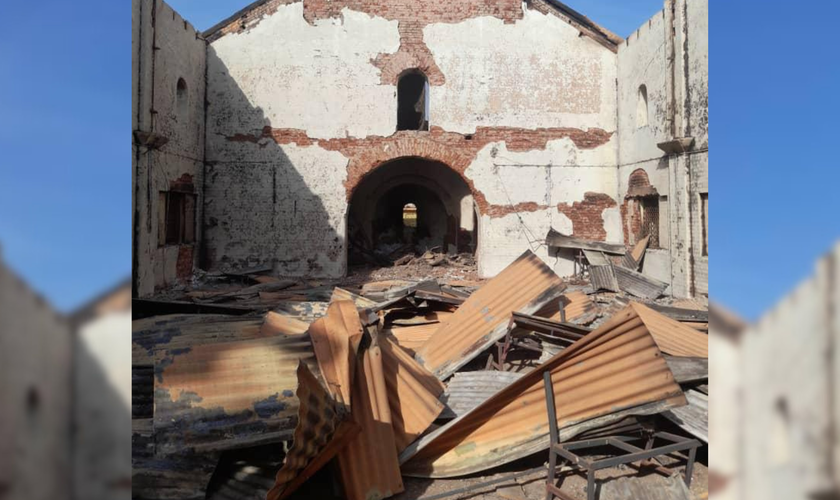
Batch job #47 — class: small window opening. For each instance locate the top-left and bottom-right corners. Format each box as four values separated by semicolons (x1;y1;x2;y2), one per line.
640;196;659;248
397;72;429;131
770;397;791;465
176;78;188;116
158;191;196;246
700;192;708;256
402;203;417;228
636;84;648;128
26;387;40;415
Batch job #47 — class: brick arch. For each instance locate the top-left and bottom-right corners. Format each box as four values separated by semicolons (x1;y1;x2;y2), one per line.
339;134;489;213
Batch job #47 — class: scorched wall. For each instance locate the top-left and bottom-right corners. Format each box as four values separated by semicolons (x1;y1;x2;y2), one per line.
202;0;622;279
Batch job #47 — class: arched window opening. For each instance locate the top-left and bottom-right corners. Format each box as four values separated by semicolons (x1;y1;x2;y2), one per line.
402;203;417;228
636;84;648;128
397;71;429;131
176;78;188;116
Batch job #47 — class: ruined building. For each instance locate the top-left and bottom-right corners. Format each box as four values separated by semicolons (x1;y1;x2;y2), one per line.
132;0;708;298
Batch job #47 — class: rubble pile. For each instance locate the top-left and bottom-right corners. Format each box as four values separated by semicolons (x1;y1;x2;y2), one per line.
132;237;708;500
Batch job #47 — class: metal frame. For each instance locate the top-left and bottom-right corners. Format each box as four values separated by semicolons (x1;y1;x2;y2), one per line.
543;372;700;500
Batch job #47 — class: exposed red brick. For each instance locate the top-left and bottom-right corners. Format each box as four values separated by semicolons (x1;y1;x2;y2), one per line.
556;191;617;241
170;173;195;193
372;21;445;85
205;0;300;42
176;245;194;280
227;125;614;217
621;168;658;245
302;0;522;25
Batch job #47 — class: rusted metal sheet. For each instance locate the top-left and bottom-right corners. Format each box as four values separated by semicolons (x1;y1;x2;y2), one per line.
632;303;708;357
630;235;650;263
386;323;440;353
537;290;596;323
613;265;669;299
546;229;625;255
439;371;523;419
414;250;566;380
132;451;219;500
400;305;686;477
153;334;316;455
267;362;357;500
260;311;310;336
133;314;266;365
589;264;620;292
331;287;378;309
308;301;364;407
337;333;404;500
379;336;446;452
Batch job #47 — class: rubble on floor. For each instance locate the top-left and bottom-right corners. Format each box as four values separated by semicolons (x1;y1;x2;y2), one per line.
132;248;708;500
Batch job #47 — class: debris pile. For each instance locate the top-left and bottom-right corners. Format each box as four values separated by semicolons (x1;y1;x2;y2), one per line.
132;243;708;500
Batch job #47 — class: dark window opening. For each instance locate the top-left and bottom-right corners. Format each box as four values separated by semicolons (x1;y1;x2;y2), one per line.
26;387;40;415
637;84;648;128
700;192;708;256
402;203;417;228
640;195;659;248
176;78;188;116
158;191;196;246
397;72;429;131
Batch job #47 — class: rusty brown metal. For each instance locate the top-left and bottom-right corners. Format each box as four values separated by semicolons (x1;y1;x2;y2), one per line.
308;301;365;407
379;336;445;452
386;323;440;353
153;333;316;455
399;304;686;478
337;332;405;500
260;311;310;336
414;250;566;380
331;287;378;309
267;362;358;500
632;302;708;357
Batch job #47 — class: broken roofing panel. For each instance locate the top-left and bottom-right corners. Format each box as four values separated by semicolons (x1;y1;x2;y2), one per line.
386;323;440;354
330;287;378;309
337;332;404;500
439;370;524;419
379;335;446;452
414;250;566;380
267;362;357;500
546;228;625;255
153;333;316;455
613;266;669;299
632;303;708;358
400;305;686;478
308;300;365;407
662;389;708;443
589;264;620;292
260;311;310;336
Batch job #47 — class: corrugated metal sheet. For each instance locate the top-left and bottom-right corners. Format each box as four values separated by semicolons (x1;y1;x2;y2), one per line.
414;250;566;380
133;314;264;365
662;389;708;443
260;311;310;336
632;303;708;357
330;287;378;309
439;371;524;419
153;334;316;455
379;336;445;452
537;290;596;323
337;334;404;500
386;323;440;353
308;301;364;407
582;249;610;266
400;305;686;478
272;301;329;322
589;265;620;292
664;355;708;383
613;266;669;299
267;362;354;500
132;451;220;500
546;229;625;255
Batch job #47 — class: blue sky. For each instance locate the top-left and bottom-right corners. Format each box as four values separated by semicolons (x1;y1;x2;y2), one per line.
1;0;837;319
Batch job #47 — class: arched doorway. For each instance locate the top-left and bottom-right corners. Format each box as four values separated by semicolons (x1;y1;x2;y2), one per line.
347;157;477;267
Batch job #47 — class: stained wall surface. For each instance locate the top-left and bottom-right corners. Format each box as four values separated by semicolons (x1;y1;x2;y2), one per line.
0;258;71;500
133;0;207;296
202;0;622;279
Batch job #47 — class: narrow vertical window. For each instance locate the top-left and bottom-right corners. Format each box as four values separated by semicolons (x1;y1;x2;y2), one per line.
158;191;196;246
640;195;659;248
637;84;648;128
176;77;188;117
397;71;429;131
